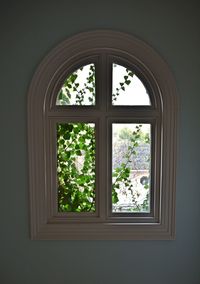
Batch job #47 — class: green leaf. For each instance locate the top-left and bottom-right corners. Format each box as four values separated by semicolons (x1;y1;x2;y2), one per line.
112;191;119;203
63;133;70;140
66;83;72;88
76;150;82;156
66;124;73;132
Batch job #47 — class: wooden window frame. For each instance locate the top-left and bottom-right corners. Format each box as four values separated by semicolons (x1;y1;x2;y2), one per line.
27;30;178;240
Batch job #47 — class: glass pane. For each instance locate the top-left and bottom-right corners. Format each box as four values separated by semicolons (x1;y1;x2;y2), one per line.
57;123;96;212
56;63;95;105
112;123;151;213
112;63;150;105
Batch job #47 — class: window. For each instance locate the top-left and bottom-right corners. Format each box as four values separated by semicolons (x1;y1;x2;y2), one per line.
28;30;178;240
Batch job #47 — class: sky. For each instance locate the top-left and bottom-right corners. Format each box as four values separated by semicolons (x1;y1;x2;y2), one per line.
57;62;150;106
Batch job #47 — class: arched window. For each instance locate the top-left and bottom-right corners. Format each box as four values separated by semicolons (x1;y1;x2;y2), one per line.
28;31;178;240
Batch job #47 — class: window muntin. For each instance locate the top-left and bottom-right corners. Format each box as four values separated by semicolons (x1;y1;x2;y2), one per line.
112;63;151;106
55;60;154;218
28;30;177;240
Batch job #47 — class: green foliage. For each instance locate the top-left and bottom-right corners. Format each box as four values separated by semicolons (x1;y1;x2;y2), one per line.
57;64;95;105
57;123;95;212
57;63;150;213
112;67;134;102
112;125;150;212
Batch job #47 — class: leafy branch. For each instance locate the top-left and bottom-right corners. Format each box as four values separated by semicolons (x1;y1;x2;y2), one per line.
57;64;95;105
112;126;143;203
57;64;150;212
112;67;134;102
57;123;95;212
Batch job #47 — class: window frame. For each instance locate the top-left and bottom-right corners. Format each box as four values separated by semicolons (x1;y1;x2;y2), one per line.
28;30;178;240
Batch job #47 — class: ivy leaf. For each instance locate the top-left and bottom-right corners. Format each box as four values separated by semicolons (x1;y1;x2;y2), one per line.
112;190;119;203
76;150;82;156
63;133;70;140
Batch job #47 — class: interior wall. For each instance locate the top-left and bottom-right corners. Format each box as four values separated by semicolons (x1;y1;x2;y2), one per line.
0;1;199;283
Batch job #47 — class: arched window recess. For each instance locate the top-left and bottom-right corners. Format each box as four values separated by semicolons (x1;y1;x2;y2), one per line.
28;31;178;240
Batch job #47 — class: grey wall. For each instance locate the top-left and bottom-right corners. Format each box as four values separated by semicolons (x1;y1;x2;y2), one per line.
1;1;199;283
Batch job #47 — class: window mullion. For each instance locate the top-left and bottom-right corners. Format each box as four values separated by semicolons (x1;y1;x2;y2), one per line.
28;31;178;240
98;54;110;220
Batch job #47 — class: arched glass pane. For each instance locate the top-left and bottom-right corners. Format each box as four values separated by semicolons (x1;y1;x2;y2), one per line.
112;123;151;213
112;63;150;106
56;63;95;106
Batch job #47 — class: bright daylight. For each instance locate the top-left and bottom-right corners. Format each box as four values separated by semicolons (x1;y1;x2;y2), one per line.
56;63;151;213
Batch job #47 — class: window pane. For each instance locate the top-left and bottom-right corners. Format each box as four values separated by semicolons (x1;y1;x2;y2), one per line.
56;63;95;105
112;123;151;213
57;123;96;212
112;63;150;105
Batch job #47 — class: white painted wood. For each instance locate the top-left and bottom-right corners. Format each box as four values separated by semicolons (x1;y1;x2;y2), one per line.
27;30;178;240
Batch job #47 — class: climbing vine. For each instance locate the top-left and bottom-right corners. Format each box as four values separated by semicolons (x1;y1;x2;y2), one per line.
57;64;150;212
57;123;95;212
57;64;95;105
112;125;150;212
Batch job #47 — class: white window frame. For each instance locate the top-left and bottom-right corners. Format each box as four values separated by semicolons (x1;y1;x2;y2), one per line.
27;30;178;240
